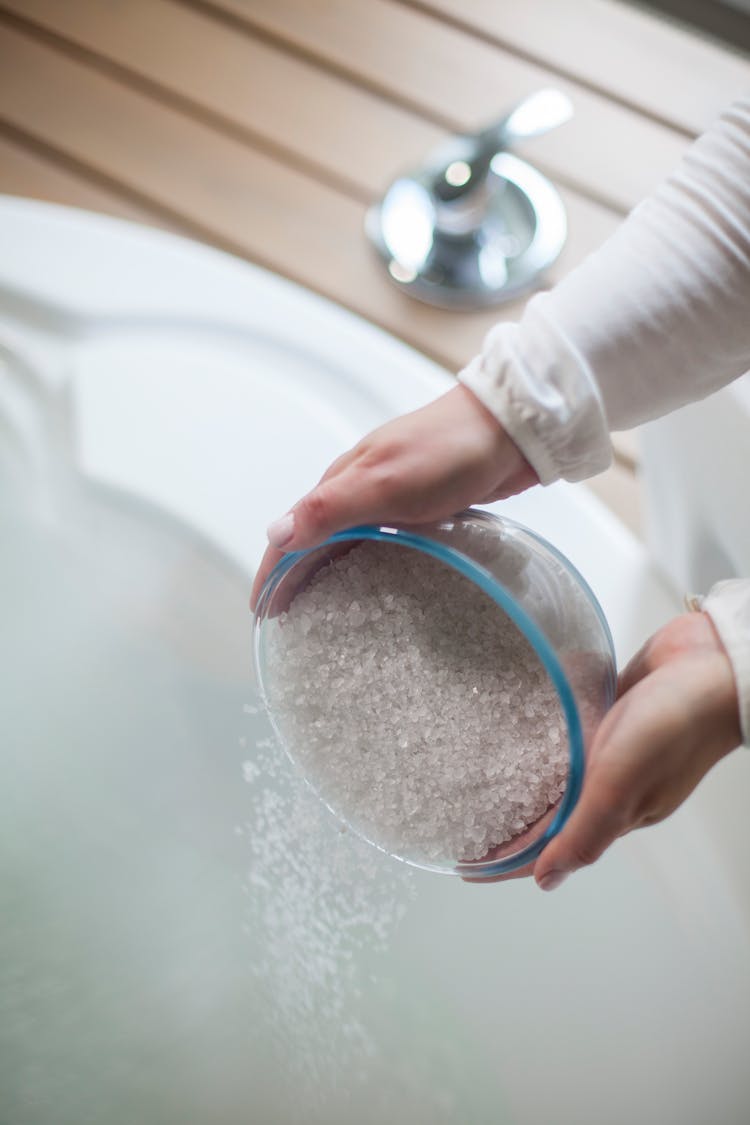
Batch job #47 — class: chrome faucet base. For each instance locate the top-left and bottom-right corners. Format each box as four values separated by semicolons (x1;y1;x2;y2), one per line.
366;152;567;310
365;89;572;310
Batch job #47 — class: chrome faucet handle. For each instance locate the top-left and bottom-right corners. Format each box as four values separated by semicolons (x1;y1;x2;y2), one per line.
431;88;574;204
365;89;573;309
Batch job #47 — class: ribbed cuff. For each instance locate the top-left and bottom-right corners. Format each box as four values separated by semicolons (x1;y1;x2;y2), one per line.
457;306;613;486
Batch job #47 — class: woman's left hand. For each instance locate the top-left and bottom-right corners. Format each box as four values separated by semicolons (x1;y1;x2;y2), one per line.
532;610;742;891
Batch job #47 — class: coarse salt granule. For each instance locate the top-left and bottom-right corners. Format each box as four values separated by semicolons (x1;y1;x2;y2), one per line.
265;540;568;866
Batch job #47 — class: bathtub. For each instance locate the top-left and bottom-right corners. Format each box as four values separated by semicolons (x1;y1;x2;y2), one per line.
1;198;748;1125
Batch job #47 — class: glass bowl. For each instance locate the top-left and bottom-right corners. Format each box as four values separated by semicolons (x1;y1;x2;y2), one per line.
252;508;616;878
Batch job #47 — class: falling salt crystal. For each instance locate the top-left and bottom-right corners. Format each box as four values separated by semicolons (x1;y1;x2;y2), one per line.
242;760;261;783
241;740;415;1097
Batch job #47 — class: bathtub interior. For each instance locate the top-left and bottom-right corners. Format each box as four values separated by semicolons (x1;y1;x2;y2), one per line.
1;199;750;1125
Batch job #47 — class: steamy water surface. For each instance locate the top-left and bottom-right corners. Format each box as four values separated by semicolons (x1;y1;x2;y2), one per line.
0;481;483;1125
2;475;749;1125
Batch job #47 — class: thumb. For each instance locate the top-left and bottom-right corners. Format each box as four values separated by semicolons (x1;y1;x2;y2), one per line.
533;779;625;892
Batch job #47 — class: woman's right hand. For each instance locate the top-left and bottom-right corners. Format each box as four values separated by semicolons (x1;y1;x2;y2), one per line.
250;384;538;610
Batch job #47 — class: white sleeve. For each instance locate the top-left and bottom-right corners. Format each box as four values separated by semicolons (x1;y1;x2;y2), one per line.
702;579;750;747
458;96;750;485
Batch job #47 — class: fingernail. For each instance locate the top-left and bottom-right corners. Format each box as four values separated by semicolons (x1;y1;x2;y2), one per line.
538;869;568;892
267;512;295;548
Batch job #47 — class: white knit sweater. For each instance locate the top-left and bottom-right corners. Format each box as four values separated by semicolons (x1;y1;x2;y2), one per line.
459;96;750;745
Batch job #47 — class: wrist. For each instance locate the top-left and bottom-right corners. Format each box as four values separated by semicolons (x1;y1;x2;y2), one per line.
453;382;539;498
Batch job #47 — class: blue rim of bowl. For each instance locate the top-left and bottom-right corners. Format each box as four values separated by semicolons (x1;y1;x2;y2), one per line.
253;515;615;878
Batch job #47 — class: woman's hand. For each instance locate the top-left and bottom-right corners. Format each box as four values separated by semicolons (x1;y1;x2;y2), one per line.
533;610;742;890
250;384;538;610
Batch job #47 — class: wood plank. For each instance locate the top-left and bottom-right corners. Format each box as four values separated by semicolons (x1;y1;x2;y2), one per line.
141;0;696;214
0;128;178;230
0;20;622;375
0;0;445;202
404;0;750;136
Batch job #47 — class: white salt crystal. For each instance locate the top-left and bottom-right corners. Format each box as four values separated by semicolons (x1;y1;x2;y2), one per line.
265;540;570;866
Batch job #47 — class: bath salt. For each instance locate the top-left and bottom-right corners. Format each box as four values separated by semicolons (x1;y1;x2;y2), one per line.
265;540;568;866
242;729;416;1106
